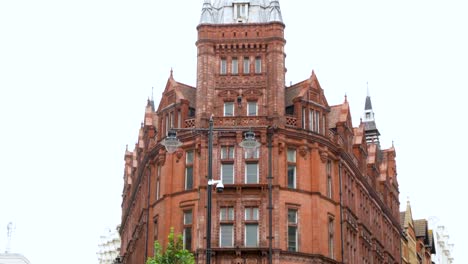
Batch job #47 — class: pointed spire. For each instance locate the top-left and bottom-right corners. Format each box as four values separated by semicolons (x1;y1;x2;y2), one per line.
170;68;174;79
344;93;348;103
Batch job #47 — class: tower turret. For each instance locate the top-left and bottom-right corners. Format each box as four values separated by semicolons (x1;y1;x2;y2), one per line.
362;91;380;143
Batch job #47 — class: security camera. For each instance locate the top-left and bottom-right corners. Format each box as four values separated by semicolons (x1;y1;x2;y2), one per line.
215;182;224;193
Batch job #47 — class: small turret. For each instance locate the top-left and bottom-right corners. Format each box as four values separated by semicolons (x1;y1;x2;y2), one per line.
199;0;283;25
362;90;380;144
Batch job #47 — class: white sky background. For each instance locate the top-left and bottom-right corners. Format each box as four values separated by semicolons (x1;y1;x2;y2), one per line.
0;0;466;263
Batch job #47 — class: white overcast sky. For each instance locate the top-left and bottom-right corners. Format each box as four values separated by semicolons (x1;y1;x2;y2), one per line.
0;1;466;263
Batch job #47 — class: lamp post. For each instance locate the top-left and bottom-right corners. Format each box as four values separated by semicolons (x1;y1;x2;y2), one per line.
162;116;261;264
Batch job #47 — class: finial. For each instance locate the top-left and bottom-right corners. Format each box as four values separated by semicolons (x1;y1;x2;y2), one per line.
170;68;173;78
151;86;154;101
367;82;370;97
126;144;128;151
344;93;348;103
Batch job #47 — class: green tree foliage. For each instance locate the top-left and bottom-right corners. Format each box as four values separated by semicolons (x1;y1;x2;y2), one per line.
146;227;195;264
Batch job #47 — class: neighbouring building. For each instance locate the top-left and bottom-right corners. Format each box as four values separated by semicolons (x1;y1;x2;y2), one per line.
118;1;402;263
0;254;31;264
435;226;454;264
414;220;436;264
97;227;121;264
400;201;418;264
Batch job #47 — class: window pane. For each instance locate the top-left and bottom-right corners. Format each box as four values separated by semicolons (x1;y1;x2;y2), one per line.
184;211;193;224
186;151;194;163
222;164;234;184
288;209;297;223
309;109;314;131
287;165;296;189
245;163;258;184
287;149;296;162
288;226;297;251
220;224;234;247
247;101;257;116
224;102;234;116
186;167;193;190
221;147;234;159
243;57;250;74
220;207;234;221
245;224;258;247
184;227;192;250
232;58;238;74
255;57;261;73
221;59;227;74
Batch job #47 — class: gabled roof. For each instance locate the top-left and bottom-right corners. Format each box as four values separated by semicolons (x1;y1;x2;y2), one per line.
285;71;329;109
414;219;428;239
157;71;196;112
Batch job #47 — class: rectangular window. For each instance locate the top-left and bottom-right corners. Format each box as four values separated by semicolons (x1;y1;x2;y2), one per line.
247;101;257;116
185;151;194;190
235;3;249;20
224;102;234;116
156;166;161;200
287;149;296;189
177;110;181;128
221;146;235;160
243;57;250;74
245;162;258;184
245;207;259;247
220;207;234;221
165;114;169;136
315;111;320;133
302;108;306;129
220;224;234;247
221;163;234;184
288;209;298;251
232;57;238;75
309;109;314;131
329;217;335;259
183;211;193;251
327;160;332;198
255;57;262;73
220;206;234;247
220;58;227;75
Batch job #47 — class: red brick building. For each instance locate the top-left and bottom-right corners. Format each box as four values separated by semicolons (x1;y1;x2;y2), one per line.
118;1;402;263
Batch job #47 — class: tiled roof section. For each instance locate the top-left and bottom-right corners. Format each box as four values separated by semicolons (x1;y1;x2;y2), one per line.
328;105;342;129
400;212;406;230
353;126;364;145
285;84;304;106
414;219;428;238
365;96;373;110
364;120;378;132
177;82;196;108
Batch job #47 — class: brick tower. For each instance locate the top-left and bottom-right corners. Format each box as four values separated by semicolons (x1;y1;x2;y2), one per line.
118;1;402;264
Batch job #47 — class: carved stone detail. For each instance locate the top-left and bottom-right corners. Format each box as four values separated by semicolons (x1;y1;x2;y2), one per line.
299;146;309;159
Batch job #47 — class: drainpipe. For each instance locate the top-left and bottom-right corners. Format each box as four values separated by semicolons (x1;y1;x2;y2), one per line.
339;160;345;263
145;168;151;261
267;127;274;264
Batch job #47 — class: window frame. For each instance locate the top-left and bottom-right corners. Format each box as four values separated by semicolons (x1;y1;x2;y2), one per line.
287;209;298;251
287;149;297;189
224;102;235;117
221;163;234;184
185;150;194;190
243;56;250;74
255;57;262;74
183;210;193;251
219;206;235;248
247;101;258;116
244;207;259;247
220;58;227;75
232;57;239;75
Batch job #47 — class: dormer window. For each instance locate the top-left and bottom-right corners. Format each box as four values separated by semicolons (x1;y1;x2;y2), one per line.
234;3;249;22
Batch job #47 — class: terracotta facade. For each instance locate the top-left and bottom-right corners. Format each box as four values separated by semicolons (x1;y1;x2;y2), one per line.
118;2;402;264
